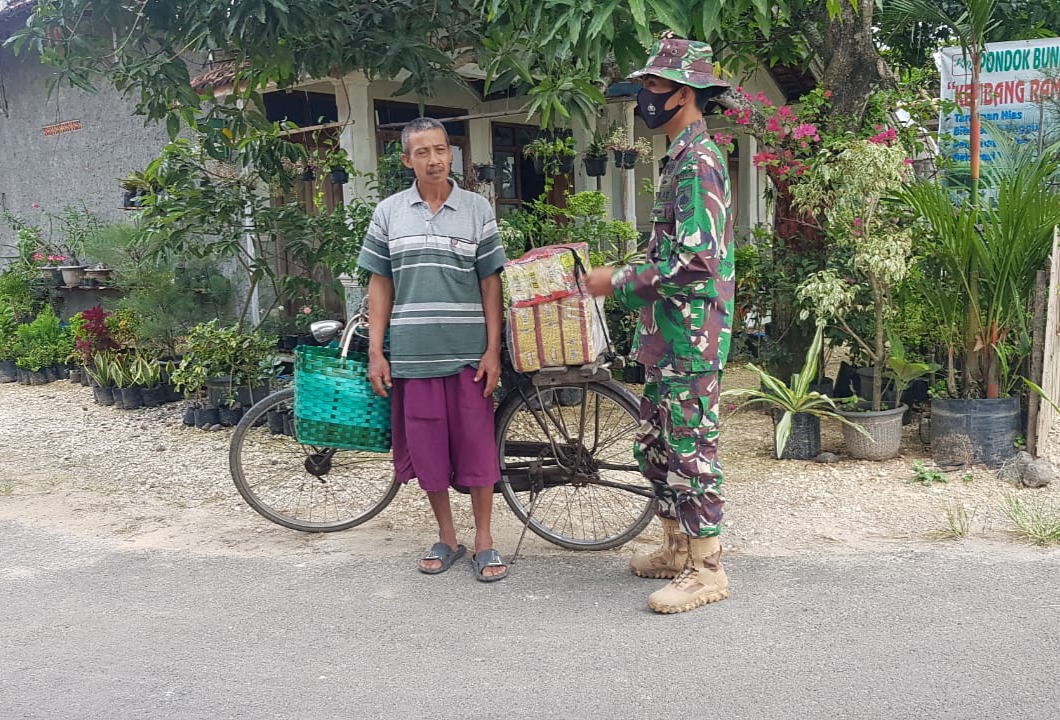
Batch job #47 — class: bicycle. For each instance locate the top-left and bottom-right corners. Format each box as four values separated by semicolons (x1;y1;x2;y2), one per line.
229;314;655;551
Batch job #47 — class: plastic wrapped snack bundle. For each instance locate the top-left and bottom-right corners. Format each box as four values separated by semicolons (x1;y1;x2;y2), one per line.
504;243;592;308
507;293;609;372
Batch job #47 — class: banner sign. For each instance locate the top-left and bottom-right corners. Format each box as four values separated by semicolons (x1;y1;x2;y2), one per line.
936;38;1060;164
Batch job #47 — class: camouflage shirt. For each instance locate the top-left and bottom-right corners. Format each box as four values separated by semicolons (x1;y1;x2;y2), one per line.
611;118;735;374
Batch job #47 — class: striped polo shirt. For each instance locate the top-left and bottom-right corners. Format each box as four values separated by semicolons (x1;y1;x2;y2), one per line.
356;180;506;378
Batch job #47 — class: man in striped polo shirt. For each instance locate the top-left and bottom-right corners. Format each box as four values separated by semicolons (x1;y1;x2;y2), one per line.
357;117;509;581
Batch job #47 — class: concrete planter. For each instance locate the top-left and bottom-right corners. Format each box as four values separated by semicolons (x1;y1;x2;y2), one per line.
836;403;906;461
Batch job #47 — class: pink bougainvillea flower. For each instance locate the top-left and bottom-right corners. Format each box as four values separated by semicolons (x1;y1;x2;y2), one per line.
33;253;43;260
766;116;783;133
302;306;312;314
824;90;833;98
793;123;820;141
31;203;39;209
777;105;795;119
903;158;914;165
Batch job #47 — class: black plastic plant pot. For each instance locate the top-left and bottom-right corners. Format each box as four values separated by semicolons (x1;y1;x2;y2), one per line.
329;166;349;185
613;149;639;169
93;386;115;406
282;412;296;437
558;155;575;174
301;167;316;182
475;165;496;183
141;386;164;408
27;370;50;386
0;359;16;383
584;155;608;177
182;403;199;426
219;404;244;427
195;406;221;429
267;409;287;435
120;386;143;410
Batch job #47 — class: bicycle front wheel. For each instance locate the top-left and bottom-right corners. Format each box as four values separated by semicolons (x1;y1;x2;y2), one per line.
229;388;401;532
496;380;655;550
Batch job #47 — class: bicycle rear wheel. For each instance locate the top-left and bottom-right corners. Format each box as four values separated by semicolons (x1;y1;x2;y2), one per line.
496;380;654;550
229;388;401;532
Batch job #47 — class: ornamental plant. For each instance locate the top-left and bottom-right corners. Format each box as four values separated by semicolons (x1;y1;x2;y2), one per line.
70;304;120;365
792;136;915;411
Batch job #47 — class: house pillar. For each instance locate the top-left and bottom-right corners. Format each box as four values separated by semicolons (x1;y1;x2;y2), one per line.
468;117;495;202
622;102;637;228
737;133;760;232
335;74;375;201
572;121;592;193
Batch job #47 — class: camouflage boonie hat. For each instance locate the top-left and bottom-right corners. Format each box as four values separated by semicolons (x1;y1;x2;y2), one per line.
627;35;729;90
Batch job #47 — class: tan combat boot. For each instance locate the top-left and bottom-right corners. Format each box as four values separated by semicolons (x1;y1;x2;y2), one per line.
630;518;688;579
647;536;729;614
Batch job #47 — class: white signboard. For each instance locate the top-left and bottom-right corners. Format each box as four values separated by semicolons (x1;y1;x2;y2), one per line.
937;38;1060;164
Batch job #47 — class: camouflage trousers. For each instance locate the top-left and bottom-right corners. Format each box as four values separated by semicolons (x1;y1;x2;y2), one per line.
635;367;724;538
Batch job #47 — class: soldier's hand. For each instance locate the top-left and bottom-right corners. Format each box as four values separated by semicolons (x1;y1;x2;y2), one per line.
585;267;615;297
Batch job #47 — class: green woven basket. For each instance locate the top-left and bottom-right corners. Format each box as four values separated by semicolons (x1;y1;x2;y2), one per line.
294;344;392;452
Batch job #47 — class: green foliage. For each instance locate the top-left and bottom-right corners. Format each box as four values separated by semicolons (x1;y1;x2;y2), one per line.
910;459;949;485
885;330;941;400
1002;493;1060;546
794;137;915;410
0;304;20;360
14;307;73;371
900;138;1060;398
170;320;277;396
723;323;867;456
0;265;37;320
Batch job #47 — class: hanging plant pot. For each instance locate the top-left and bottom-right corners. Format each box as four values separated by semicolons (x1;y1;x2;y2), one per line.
300;167;316;182
584;155;608;177
532;157;546;175
93;385;116;406
558;155;575;174
613;149;639;170
475;164;496;183
329;166;349;185
122;189;145;209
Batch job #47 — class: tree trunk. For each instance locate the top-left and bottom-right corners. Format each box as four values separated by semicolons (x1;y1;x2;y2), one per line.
818;0;897;126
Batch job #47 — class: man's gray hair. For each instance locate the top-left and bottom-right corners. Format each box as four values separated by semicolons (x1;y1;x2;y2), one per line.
401;117;450;154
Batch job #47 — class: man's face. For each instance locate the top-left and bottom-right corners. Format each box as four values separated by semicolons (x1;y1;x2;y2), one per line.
401;128;452;184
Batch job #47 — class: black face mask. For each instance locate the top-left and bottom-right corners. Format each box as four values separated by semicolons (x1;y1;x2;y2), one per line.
637;86;682;129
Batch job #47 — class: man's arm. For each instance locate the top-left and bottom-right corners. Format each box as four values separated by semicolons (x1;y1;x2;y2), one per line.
474;272;503;397
367;273;394;398
608;158;729;310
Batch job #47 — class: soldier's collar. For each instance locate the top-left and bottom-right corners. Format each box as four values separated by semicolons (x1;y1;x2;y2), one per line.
666;118;710;160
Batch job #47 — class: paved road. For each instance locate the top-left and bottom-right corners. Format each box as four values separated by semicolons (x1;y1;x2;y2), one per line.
2;519;1059;720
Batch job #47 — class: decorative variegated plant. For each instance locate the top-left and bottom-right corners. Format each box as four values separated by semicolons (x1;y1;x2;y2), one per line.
792;137;914;411
723;322;868;457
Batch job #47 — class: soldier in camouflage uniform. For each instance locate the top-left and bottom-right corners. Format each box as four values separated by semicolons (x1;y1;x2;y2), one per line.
586;35;735;614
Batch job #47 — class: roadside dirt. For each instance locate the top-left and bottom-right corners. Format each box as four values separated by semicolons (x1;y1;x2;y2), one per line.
1;370;1058;563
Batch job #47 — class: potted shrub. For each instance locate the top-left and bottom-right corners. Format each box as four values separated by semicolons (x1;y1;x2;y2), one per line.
583;129;609;178
605;125;653;170
474;161;497;184
900;138;1060;466
172;320;277;408
724;323;867;460
0;304;19;383
85;351;117;405
14;307;73;386
793;137;915;460
523;135;576;176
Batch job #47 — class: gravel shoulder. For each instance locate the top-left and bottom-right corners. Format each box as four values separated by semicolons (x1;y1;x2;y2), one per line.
1;370;1058;563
